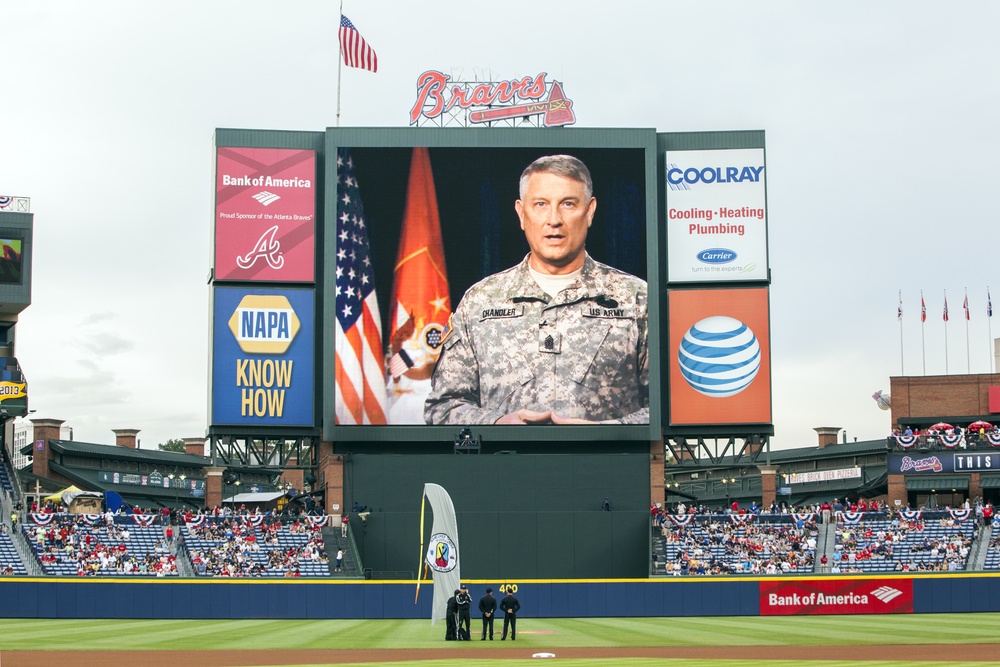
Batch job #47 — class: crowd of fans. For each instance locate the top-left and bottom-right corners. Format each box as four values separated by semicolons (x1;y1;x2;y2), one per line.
24;513;177;576
830;515;973;573
183;516;329;577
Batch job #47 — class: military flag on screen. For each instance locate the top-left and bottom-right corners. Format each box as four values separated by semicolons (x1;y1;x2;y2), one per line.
386;147;451;424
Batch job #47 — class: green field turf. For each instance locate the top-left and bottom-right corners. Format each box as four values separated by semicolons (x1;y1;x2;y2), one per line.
0;615;995;666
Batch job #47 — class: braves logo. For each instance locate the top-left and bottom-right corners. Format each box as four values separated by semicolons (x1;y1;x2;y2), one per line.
236;225;284;270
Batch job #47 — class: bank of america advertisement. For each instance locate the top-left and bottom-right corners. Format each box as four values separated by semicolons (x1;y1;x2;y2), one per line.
211;286;315;426
214;147;316;283
665;148;767;282
668;287;771;425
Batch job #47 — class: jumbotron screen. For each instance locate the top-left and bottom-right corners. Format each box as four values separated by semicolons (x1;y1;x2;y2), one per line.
325;129;660;441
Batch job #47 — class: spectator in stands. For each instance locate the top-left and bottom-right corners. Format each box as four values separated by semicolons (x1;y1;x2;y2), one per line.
335;549;344;572
341;514;349;537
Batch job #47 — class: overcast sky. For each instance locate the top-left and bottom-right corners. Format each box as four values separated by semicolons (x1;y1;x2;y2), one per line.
2;1;998;451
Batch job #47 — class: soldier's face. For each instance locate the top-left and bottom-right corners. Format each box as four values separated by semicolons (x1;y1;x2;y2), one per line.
516;171;595;275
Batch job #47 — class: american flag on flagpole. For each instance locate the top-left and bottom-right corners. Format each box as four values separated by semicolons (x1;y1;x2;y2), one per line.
339;15;378;72
964;291;970;320
334;149;388;424
920;292;926;323
943;292;949;322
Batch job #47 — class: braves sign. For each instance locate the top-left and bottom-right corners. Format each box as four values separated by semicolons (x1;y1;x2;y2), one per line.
409;71;576;127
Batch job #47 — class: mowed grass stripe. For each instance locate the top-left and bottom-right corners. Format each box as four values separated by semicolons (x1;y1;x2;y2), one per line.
3;615;1000;651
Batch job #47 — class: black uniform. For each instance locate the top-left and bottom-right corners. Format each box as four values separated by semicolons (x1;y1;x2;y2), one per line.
455;588;473;640
500;591;520;640
478;589;497;639
445;590;459;640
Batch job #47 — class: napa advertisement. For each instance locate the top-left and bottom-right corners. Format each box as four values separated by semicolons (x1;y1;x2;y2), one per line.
212;286;315;426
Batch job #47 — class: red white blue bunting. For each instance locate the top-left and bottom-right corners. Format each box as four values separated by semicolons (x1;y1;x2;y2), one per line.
792;512;815;523
244;515;264;528
988;432;1000;447
894;434;919;449
839;511;864;525
30;512;55;526
940;434;965;449
949;509;971;522
185;515;206;528
305;515;329;529
80;514;102;526
900;509;922;522
132;514;157;527
728;514;754;525
666;514;694;527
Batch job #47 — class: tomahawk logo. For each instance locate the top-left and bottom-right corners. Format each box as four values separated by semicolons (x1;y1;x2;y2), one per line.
252;191;281;206
236;225;284;270
870;586;903;603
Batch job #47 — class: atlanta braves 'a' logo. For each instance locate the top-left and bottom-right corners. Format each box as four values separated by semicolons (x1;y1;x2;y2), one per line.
236;225;284;270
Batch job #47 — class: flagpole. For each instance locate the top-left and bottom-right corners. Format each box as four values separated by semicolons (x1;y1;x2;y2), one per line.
336;0;344;127
990;287;995;374
944;289;949;375
898;290;904;375
921;290;926;375
415;493;426;604
965;288;970;374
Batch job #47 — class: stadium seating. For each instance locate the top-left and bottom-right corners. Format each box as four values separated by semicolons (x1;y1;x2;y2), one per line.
0;528;28;575
23;514;178;576
654;513;817;575
181;516;331;577
831;511;975;573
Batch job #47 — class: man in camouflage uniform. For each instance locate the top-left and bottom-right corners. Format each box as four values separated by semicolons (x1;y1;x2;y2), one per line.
424;154;648;425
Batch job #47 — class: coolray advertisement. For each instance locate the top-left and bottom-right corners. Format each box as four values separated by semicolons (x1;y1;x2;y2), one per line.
760;579;913;616
668;287;771;425
214;147;316;282
330;142;653;431
665;148;767;283
212;286;315;426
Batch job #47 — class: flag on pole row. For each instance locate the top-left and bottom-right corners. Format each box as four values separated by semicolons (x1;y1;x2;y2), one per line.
964;291;970;321
897;291;902;321
943;292;949;322
920;292;927;323
334;149;389;424
339;15;378;72
989;289;993;317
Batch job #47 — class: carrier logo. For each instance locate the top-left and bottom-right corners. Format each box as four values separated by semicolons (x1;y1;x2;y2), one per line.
227;294;301;354
252;191;281;206
236;226;284;271
697;248;737;264
667;163;765;190
425;533;458;573
871;586;903;603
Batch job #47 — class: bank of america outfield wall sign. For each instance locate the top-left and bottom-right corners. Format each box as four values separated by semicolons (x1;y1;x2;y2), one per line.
211;286;315;426
665;148;768;283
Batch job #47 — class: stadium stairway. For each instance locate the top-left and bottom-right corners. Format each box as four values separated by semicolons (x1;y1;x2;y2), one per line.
968;523;992;571
322;526;358;577
816;520;837;572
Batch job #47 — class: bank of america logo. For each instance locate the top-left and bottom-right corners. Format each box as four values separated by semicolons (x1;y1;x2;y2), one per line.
871;586;903;603
252;191;281;206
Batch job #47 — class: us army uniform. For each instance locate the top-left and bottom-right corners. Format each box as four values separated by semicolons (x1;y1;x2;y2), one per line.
424;253;648;424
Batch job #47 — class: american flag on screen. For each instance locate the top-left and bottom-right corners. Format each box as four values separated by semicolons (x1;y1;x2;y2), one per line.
339;15;378;73
334;149;388;424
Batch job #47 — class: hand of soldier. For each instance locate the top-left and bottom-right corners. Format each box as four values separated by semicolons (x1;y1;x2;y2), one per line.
495;409;552;424
550;413;598;425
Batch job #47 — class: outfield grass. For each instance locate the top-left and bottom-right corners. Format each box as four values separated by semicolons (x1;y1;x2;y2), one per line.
1;615;996;666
